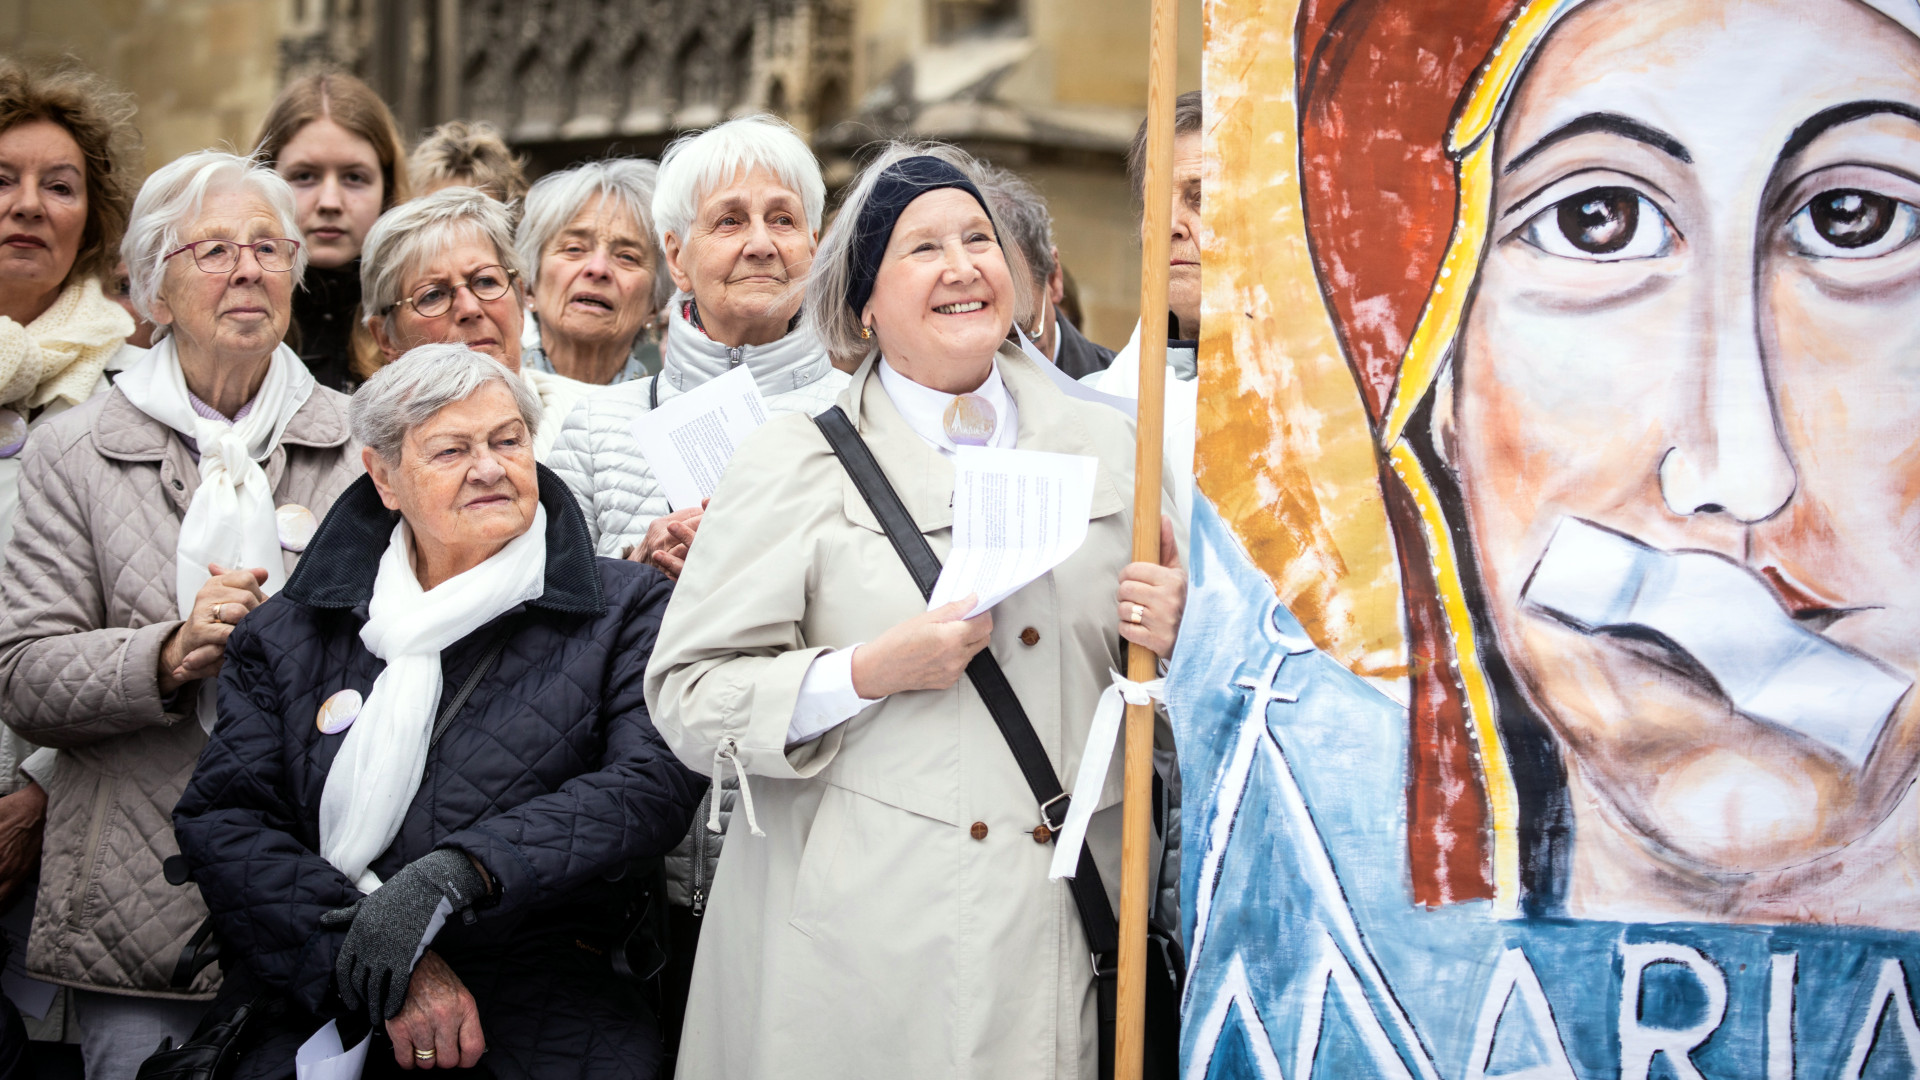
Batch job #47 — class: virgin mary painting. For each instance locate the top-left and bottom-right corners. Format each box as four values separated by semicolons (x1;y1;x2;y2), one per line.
1174;0;1920;1073
1296;0;1920;927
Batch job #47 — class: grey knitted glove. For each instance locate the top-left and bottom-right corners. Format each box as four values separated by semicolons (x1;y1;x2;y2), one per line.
319;848;489;1024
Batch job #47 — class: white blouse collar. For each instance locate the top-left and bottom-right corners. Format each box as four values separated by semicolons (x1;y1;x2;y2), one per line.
877;355;1018;456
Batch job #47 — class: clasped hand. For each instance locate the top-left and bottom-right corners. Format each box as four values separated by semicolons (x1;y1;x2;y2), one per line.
158;562;269;694
626;500;707;580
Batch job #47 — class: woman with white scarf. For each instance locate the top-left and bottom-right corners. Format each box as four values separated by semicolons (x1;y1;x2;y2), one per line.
0;65;142;1037
173;344;701;1079
0;150;360;1075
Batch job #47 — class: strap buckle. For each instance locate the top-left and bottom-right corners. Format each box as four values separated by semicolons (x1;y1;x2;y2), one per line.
1039;791;1071;830
1091;951;1118;980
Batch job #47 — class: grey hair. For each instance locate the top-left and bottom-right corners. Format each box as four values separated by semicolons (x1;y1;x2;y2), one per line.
803;141;1028;370
360;187;521;328
1127;89;1204;212
120;150;305;329
652;114;826;244
514;158;672;311
350;342;543;463
972;164;1054;327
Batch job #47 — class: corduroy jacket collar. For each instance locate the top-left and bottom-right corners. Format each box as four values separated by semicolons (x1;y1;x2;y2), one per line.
281;463;606;615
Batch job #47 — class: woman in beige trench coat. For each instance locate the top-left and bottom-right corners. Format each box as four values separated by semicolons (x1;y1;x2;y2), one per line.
645;143;1187;1079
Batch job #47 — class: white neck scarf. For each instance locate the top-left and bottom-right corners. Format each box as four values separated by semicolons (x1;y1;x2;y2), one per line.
319;508;548;892
116;337;317;730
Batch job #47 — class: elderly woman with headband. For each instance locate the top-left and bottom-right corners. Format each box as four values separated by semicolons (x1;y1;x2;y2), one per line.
0;149;360;1075
646;142;1187;1079
174;344;701;1078
516;159;672;386
362;186;590;460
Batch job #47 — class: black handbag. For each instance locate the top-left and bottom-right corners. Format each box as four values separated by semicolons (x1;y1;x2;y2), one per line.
812;405;1181;1080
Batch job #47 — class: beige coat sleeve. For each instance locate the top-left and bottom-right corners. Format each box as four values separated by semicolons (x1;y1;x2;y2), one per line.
644;416;848;784
0;427;183;747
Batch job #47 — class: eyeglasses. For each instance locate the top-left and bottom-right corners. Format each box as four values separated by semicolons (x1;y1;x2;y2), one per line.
164;238;301;274
388;266;519;318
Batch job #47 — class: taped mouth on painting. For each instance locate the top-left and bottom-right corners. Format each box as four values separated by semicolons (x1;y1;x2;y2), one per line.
1520;517;1911;768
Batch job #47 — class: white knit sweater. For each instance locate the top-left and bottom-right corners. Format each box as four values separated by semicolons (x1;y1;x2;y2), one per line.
548;303;848;557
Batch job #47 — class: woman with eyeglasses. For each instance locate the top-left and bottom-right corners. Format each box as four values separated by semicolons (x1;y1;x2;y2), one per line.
0;150;361;1076
362;186;590;460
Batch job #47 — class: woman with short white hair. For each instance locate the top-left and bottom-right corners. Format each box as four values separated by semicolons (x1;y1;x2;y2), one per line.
516;159;673;386
174;342;699;1078
0;149;360;1075
545;115;846;1044
361;186;590;459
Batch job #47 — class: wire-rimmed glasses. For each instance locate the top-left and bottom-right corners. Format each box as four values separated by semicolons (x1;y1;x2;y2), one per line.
164;238;301;274
388;266;519;318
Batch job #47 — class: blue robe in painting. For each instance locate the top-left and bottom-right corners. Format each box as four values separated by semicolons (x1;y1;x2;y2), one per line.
1168;497;1920;1080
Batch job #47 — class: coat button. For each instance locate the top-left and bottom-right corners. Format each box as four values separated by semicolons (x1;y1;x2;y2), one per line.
171;478;185;491
1032;824;1052;844
1019;627;1040;646
970;821;989;841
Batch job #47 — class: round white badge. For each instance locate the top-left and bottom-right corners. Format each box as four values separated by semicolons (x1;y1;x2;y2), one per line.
0;409;26;459
277;503;318;552
316;688;362;735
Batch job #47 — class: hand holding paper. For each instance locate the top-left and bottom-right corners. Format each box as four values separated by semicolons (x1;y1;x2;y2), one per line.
630;366;772;512
928;446;1100;618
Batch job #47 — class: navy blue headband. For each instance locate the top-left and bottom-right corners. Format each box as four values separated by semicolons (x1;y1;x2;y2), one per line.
845;155;994;318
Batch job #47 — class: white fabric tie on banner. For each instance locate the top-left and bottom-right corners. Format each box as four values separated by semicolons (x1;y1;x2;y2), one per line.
1049;671;1165;880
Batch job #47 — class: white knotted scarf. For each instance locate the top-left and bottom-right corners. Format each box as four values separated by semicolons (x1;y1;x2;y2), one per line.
319;507;547;892
1048;671;1165;880
115;337;316;730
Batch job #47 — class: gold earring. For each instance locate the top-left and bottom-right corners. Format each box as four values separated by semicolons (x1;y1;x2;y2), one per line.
860;324;874;340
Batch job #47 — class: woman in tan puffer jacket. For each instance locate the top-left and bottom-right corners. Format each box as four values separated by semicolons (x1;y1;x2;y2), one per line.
0;151;361;1077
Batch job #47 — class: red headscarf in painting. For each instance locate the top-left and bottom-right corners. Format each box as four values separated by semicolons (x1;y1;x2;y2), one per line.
1295;0;1530;909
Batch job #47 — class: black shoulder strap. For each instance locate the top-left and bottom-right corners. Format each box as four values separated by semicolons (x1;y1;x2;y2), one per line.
811;406;1120;961
429;626;511;750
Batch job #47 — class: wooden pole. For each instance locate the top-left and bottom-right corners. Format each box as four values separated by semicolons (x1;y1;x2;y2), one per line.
1117;0;1179;1075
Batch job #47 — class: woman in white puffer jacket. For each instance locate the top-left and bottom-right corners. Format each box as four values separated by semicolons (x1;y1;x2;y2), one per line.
546;115;845;1048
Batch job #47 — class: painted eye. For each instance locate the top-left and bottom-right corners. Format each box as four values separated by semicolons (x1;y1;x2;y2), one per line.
1518;186;1675;261
1787;189;1920;259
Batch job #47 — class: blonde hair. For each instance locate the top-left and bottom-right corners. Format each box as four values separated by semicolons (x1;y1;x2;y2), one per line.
409;120;528;205
253;71;411;212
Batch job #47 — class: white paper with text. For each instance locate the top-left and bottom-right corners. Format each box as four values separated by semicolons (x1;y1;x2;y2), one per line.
930;446;1099;618
630;365;771;511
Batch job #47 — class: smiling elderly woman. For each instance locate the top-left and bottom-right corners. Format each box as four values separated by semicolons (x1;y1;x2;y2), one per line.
361;186;591;459
516;159;672;386
173;343;702;1079
0;149;360;1075
645;142;1187;1079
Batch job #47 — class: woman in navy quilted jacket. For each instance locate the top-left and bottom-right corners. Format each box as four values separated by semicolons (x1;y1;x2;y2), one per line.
173;342;703;1078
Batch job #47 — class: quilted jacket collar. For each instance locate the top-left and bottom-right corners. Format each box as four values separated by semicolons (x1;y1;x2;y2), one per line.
91;380;351;462
281;463;605;615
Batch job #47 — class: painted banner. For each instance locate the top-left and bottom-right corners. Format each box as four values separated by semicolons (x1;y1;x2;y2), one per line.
1172;0;1920;1076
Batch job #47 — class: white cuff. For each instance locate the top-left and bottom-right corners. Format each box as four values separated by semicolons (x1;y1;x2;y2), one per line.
788;645;884;747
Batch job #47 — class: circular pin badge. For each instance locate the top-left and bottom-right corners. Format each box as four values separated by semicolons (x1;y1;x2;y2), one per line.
0;409;26;459
316;688;362;735
942;393;996;447
277;503;317;552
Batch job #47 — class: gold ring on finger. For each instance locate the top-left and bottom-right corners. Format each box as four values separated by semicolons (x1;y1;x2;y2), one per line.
212;602;227;624
1129;603;1146;625
414;1048;437;1060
